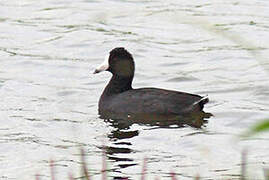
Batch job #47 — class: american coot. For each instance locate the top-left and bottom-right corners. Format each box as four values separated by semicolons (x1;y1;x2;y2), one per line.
94;47;209;119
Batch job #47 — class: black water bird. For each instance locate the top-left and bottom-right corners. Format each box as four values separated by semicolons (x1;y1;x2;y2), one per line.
94;47;209;120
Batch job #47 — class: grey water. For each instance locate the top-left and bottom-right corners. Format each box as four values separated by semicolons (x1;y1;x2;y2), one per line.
1;0;269;179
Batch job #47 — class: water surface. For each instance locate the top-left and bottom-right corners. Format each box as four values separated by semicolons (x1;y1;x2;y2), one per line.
1;0;269;179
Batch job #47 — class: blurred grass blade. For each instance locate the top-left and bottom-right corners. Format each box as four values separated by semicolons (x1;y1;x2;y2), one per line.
264;168;269;180
35;174;40;180
81;148;90;180
141;158;147;180
69;172;75;180
102;147;107;180
50;160;55;180
251;119;269;133
241;149;248;180
170;172;177;180
241;119;269;137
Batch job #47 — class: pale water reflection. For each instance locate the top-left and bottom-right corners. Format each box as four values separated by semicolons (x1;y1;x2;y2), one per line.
0;0;269;180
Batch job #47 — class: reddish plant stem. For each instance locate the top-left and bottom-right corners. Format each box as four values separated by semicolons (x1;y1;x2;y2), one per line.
141;158;147;180
170;172;177;180
50;160;55;180
102;147;107;180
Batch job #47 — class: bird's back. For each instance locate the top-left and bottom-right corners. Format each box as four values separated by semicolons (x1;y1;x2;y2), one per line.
99;88;208;116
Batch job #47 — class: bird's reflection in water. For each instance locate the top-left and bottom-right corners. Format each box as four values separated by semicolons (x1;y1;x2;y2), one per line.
100;111;212;179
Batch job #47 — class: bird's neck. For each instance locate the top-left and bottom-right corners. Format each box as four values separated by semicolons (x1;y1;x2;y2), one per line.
102;74;133;97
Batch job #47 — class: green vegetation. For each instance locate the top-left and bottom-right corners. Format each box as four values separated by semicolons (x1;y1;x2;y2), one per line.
241;119;269;138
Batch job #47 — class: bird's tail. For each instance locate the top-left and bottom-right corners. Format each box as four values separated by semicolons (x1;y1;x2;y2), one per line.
193;95;209;110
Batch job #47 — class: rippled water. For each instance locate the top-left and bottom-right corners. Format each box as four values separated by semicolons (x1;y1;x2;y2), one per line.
1;0;269;179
